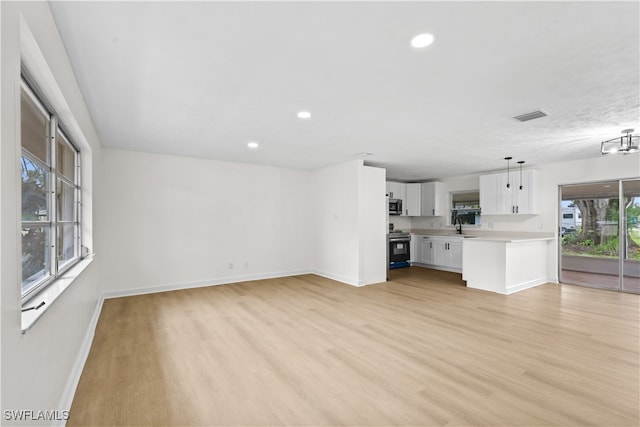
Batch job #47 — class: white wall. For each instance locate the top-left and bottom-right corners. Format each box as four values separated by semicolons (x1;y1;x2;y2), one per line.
359;166;387;285
311;160;387;286
1;1;103;423
100;153;387;294
311;160;362;284
100;149;313;294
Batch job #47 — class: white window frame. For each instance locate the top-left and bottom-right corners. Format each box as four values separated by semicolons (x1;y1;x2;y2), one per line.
20;76;82;304
449;190;482;227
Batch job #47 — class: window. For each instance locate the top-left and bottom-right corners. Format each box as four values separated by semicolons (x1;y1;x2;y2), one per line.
450;191;481;226
21;77;81;301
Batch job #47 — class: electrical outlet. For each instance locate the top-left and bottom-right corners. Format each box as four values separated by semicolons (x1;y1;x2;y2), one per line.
228;262;234;270
244;262;248;269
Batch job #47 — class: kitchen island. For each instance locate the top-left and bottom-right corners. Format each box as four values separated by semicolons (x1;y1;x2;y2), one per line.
462;235;555;294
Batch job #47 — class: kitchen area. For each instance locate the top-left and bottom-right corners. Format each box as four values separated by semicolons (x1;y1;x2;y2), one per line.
386;171;555;295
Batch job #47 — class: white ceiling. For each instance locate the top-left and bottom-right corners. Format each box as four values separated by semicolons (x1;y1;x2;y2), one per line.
49;1;640;181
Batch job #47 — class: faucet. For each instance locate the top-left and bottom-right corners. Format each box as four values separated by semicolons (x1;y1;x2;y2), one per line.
454;215;463;234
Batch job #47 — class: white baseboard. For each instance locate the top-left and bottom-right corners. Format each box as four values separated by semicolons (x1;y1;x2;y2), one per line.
411;263;462;274
102;269;312;299
504;277;553;295
55;295;104;427
311;270;363;286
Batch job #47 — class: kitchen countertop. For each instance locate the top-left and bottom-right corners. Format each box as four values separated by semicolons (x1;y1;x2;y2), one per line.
410;233;474;239
408;229;470;236
408;229;555;242
466;236;555;243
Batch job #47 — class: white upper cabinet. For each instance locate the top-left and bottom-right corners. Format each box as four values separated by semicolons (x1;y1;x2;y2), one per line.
384;181;444;217
386;181;406;201
387;181;422;216
405;183;422;216
479;173;500;215
480;170;539;215
512;170;539;214
387;181;407;216
420;182;443;216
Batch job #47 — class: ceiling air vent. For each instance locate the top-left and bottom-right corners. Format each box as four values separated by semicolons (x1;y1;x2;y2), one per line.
513;110;548;122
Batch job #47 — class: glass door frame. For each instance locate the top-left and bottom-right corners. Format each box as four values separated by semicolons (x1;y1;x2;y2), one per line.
558;177;640;293
621;178;640;293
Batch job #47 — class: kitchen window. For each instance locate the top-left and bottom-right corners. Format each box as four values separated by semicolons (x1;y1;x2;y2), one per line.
450;191;481;226
21;76;81;302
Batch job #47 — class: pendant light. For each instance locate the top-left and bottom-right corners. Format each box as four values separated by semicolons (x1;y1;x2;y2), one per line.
517;161;525;190
504;157;512;188
601;129;639;154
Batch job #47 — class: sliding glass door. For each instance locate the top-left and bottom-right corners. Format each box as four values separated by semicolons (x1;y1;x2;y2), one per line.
559;179;639;294
622;179;640;293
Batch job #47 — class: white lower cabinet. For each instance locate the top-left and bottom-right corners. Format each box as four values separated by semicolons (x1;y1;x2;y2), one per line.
418;236;435;264
440;239;462;270
410;234;417;263
463;237;554;294
413;235;463;272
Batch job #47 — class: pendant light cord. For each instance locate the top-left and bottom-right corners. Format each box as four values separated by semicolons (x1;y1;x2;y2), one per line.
504;157;512;188
518;160;525;190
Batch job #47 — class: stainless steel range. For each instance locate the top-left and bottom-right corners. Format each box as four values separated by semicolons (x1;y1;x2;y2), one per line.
388;231;411;269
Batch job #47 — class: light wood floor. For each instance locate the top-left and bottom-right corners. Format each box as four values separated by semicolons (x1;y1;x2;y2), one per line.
69;268;640;426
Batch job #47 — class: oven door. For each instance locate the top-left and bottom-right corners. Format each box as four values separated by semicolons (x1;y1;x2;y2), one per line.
389;238;410;263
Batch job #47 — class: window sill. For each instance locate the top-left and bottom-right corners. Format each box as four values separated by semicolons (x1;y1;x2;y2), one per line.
21;257;94;333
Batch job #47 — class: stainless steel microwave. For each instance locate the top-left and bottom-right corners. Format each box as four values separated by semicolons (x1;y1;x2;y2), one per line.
389;199;402;215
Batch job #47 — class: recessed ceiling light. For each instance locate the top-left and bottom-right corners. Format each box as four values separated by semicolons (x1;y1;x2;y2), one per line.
411;33;435;48
297;111;311;119
247;141;259;149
